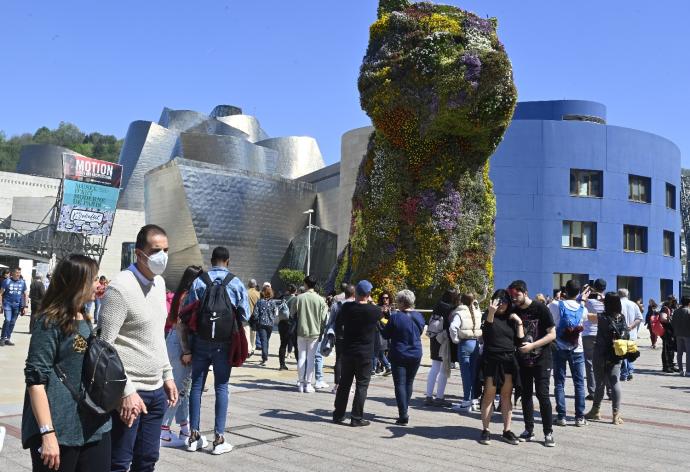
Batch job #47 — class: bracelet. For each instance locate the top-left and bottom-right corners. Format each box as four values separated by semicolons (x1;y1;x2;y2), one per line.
40;429;55;436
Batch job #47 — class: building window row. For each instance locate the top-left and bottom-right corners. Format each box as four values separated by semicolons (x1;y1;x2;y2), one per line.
553;273;674;302
562;221;675;256
569;169;676;209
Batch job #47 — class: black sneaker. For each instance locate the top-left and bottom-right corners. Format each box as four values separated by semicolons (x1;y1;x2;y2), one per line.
585;394;594;401
479;429;491;445
3;339;14;346
395;417;409;425
518;430;535;442
350;419;371;427
544;433;556;447
501;430;519;445
383;367;392;377
332;415;346;425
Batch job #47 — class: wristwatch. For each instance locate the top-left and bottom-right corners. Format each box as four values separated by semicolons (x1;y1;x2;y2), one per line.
39;424;55;435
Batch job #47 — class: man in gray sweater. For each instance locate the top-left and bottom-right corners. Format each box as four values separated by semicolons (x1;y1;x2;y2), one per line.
100;224;178;472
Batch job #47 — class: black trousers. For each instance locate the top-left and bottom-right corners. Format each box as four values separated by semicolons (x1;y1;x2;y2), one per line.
333;355;372;421
30;433;111;472
662;333;676;369
334;339;344;385
519;363;553;435
278;320;291;366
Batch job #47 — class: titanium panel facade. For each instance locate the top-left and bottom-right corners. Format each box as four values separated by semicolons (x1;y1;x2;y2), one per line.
145;158;318;287
256;137;326;179
172;133;279;174
16;144;72;179
216;115;269;142
117;121;178;211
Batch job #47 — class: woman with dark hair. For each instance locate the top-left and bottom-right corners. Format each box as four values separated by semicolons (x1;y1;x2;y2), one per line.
425;289;459;407
160;265;202;448
21;255;111;471
645;298;659;349
585;292;628;425
252;285;278;366
373;292;393;375
478;289;524;445
660;296;679;372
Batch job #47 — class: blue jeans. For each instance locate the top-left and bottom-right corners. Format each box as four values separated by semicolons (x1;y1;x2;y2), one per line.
315;349;324;382
620;359;635;379
161;330;191;427
111;387;168;472
553;349;586;419
2;304;22;340
372;335;391;370
391;358;421;419
189;338;232;435
94;299;102;324
458;339;480;401
257;326;272;362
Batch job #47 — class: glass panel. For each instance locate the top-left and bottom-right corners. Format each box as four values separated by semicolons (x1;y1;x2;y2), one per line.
591;174;601;197
562;222;571;247
583;223;592;248
570;172;577;195
572;221;582;247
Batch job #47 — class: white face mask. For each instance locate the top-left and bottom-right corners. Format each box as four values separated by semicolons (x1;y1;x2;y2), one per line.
144;250;168;276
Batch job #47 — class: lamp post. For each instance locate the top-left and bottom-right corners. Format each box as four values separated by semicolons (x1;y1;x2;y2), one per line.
303;209;314;276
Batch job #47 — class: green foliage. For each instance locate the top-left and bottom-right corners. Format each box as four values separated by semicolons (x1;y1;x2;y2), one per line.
337;1;517;303
278;268;305;287
0;122;123;172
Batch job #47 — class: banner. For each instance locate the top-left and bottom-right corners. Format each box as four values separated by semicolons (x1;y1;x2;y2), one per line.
56;180;119;235
62;153;123;188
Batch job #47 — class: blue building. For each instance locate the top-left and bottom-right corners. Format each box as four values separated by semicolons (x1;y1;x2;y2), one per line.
491;100;681;302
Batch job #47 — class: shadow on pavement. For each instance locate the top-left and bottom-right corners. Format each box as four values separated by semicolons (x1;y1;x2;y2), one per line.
384;424;478;441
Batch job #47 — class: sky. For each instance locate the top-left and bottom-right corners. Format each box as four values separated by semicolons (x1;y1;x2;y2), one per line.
1;0;689;167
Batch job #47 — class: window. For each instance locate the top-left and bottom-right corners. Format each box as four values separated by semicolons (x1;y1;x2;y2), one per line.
666;183;676;210
562;221;597;249
553;273;589;293
628;175;651;203
664;231;675;257
618;276;643;302
623;225;647;253
660;279;674;300
570;169;603;197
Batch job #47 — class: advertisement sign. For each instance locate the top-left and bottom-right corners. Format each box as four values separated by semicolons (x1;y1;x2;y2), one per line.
57;153;122;236
57;180;119;235
62;153;123;188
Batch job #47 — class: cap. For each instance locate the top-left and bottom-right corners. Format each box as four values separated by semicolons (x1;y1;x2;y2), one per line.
355;280;373;296
593;278;607;292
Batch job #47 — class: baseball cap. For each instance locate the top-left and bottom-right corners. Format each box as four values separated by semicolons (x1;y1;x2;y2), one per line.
355;280;373;296
593;278;607;292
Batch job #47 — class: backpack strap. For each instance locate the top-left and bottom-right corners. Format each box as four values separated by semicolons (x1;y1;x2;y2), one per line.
220;273;235;287
199;272;213;287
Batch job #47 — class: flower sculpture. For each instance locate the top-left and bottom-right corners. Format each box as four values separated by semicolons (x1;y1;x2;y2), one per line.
335;0;517;304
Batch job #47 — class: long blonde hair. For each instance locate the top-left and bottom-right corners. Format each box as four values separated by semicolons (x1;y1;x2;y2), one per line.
461;292;477;333
40;254;98;335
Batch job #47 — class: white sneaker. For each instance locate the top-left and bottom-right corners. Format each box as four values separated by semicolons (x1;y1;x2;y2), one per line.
211;436;233;455
160;430;187;448
304;383;316;393
185;432;207;452
471;399;481;412
315;380;329;390
0;426;5;454
297;382;305;393
179;430;208;448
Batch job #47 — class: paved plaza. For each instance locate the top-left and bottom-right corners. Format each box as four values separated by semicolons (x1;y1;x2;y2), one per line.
1;315;689;471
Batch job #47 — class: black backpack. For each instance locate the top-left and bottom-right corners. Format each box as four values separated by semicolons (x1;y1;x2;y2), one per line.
55;323;127;416
196;272;238;343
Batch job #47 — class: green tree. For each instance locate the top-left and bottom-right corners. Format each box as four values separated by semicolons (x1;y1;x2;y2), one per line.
278;269;305;287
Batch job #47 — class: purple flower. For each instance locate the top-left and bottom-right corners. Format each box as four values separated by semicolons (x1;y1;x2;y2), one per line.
464;15;493;34
385;243;397;254
419;189;437;209
460;53;482;86
432;187;462;231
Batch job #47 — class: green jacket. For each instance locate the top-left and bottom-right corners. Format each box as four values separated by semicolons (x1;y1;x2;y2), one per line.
295;290;328;338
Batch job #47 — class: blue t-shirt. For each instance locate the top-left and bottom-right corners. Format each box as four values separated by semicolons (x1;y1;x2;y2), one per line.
2;278;27;306
381;310;426;363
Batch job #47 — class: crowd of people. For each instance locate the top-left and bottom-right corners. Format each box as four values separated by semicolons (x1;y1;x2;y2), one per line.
9;224;690;471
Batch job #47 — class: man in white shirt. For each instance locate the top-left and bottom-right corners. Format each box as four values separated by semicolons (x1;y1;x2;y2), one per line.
618;288;643;381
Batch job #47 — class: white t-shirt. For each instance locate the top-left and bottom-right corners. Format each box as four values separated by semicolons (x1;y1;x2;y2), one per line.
549;299;587;352
621;297;643;340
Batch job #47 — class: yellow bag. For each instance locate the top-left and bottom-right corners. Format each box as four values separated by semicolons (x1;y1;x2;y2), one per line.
613;339;628;357
613;339;638;357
